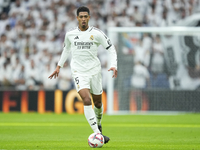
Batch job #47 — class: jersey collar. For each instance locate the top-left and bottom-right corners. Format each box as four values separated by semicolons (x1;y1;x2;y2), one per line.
77;26;92;32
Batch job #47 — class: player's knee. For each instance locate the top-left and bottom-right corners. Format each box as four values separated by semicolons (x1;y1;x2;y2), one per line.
82;97;92;105
94;101;102;108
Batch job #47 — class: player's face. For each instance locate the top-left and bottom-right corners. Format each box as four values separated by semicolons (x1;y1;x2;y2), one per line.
77;12;90;31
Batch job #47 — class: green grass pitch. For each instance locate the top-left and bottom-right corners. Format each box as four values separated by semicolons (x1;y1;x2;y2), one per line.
0;113;200;150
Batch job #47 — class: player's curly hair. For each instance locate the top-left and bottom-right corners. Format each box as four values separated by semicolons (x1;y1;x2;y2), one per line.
77;6;90;16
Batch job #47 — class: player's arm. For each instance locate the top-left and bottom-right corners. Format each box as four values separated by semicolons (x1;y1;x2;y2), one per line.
98;30;118;78
107;45;118;78
48;65;61;79
48;33;71;79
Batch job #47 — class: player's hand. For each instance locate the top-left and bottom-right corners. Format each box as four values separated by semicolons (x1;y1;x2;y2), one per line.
48;66;60;79
108;67;117;78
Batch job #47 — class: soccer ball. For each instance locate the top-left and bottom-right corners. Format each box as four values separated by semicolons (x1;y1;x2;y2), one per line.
88;133;104;148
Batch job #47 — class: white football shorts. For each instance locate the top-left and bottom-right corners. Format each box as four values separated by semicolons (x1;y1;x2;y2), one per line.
73;72;103;95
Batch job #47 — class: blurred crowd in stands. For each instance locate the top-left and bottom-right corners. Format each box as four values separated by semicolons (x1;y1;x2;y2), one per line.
0;0;200;90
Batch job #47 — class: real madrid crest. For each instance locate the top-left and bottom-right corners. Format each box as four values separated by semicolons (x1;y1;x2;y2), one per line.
90;35;94;40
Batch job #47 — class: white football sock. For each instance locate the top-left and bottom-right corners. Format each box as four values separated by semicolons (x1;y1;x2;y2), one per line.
84;105;101;133
94;105;103;126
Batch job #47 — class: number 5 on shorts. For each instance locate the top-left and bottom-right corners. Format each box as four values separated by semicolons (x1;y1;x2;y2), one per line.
75;77;79;84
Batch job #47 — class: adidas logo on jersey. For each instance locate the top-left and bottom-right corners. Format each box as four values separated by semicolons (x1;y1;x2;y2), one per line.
74;36;79;39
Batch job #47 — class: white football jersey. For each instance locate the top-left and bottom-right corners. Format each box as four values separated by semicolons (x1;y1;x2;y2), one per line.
58;26;117;76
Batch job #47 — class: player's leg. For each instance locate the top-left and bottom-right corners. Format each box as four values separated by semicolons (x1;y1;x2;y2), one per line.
78;89;101;133
73;75;101;134
91;94;110;144
92;94;103;133
90;72;110;144
90;71;104;132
